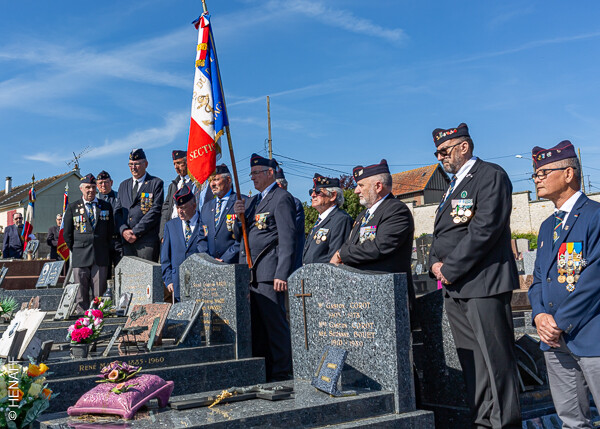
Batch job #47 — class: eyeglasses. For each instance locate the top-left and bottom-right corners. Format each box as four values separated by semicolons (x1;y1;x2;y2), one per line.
531;167;575;180
249;169;269;177
433;141;464;158
14;217;23;220
309;188;323;197
128;162;145;168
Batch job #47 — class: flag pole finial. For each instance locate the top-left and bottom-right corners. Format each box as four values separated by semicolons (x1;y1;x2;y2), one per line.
31;174;35;183
201;0;208;14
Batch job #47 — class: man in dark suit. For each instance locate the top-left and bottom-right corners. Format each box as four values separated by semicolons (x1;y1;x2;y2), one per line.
275;168;305;271
160;150;213;240
63;174;113;314
2;212;27;259
528;141;600;428
428;123;521;428
303;174;352;264
199;164;244;263
114;148;164;262
46;213;62;260
234;154;296;381
161;185;205;302
97;170;122;269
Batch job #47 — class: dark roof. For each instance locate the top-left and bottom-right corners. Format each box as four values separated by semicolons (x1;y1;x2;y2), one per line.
0;171;74;208
391;164;440;196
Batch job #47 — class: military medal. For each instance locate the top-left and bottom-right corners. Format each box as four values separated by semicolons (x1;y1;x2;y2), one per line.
558;275;566;283
226;214;236;232
314;228;329;244
359;226;377;243
255;212;269;230
450;199;474;223
558;242;583;293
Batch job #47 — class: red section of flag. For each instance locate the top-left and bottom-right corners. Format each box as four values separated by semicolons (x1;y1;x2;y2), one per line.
22;186;35;251
187;117;217;185
57;228;69;261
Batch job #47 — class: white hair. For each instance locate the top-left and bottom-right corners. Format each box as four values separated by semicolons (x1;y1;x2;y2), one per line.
323;187;344;206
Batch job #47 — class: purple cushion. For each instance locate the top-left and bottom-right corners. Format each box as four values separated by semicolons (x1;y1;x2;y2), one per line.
67;374;174;420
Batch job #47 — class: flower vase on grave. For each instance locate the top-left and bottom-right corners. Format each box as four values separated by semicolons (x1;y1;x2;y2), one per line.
70;343;90;359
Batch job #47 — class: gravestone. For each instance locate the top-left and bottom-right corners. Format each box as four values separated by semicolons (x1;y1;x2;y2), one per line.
179;253;251;359
415;234;433;272
115;292;132;316
35;260;65;288
516;238;530;254
523;250;538;275
25;239;40;258
118;303;171;354
0;266;8;286
54;284;79;321
114;256;163;313
163;301;204;347
288;263;415;413
0;309;46;359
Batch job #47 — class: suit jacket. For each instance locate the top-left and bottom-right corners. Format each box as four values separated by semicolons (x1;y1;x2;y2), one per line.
159;177;212;239
199;191;246;264
161;215;204;300
429;158;519;298
528;194;600;356
63;199;113;268
293;197;305;270
237;185;297;282
2;224;23;259
115;173;164;242
303;206;353;265
47;225;60;259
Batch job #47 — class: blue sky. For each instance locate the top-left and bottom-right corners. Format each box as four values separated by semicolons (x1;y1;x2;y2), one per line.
2;0;600;202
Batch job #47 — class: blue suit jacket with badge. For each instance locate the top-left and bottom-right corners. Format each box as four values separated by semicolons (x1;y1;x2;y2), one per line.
529;193;600;356
161;215;205;300
115;173;164;241
199;192;246;264
303;206;352;265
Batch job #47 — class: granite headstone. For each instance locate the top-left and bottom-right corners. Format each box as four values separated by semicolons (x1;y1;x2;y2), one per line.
53;284;79;321
179;253;251;359
35;261;65;288
163;301;204;347
114;256;164;313
523;250;538;275
118;303;172;354
25;239;40;258
288;263;415;413
415;234;433;271
516;238;530;254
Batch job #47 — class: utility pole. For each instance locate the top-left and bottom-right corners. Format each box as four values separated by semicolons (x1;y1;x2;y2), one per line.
578;148;585;194
267;96;273;159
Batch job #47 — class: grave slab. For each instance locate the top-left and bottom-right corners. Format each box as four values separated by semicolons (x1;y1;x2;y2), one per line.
288;263;414;413
114;256;164;312
36;261;65;288
180;253;251;359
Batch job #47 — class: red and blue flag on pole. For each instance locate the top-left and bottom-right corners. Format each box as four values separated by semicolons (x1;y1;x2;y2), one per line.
57;184;70;261
187;12;229;185
22;184;35;251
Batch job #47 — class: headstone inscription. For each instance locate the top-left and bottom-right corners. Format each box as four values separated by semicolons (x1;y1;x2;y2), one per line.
163;301;204;347
53;284;79;321
179;253;251;359
288;263;415;413
118;303;171;355
35;260;65;288
114;257;163;313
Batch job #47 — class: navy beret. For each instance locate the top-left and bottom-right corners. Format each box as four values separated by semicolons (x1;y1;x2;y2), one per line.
129;148;146;161
80;173;96;185
172;150;186;160
97;170;111;181
313;173;340;190
173;184;195;206
532;140;577;169
250;153;278;169
432;123;470;147
214;164;230;175
353;159;390;182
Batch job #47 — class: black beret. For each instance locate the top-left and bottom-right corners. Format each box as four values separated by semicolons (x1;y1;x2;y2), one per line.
250;153;278;169
275;168;286;180
80;173;96;185
172;150;186;160
173;184;195;206
214;164;230;175
313;173;340;190
97;171;111;181
129;148;146;161
432;123;470;147
532;140;577;169
353;159;390;182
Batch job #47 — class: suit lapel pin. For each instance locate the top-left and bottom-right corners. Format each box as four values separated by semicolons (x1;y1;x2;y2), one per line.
460;191;467;198
564;226;569;230
540;241;544;248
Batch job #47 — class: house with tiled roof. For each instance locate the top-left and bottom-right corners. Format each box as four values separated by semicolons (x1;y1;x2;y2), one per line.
391;164;450;206
0;170;82;233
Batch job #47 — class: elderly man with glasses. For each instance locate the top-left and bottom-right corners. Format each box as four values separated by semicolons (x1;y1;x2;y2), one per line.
528;140;600;428
2;212;34;259
428;123;521;428
303;174;352;265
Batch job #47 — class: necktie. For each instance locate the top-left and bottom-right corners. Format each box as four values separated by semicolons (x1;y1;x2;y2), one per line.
87;202;95;228
360;210;371;228
310;217;322;235
255;193;262;205
131;180;139;200
215;198;222;226
184;220;192;245
178;177;185;190
553;210;567;243
439;175;457;209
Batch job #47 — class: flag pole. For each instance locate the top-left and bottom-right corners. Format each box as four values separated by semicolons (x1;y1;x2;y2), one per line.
201;0;252;268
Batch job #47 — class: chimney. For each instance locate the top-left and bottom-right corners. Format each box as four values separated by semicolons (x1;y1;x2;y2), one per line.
5;177;12;194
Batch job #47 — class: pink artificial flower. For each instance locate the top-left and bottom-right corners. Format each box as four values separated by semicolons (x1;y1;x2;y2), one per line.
94;318;102;327
68;325;75;334
82;318;90;326
71;326;93;342
92;309;103;318
85;310;91;316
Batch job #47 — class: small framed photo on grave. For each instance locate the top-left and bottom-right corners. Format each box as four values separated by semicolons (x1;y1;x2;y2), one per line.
54;284;79;321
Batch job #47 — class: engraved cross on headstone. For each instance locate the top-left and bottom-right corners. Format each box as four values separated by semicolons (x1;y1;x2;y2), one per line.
294;279;312;350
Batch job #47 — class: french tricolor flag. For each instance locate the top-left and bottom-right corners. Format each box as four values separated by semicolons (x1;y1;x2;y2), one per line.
22;185;35;251
187;12;229;186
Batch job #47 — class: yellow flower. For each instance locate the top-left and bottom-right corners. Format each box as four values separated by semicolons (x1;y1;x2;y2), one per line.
28;382;42;398
38;363;49;375
27;363;41;377
34;376;46;385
